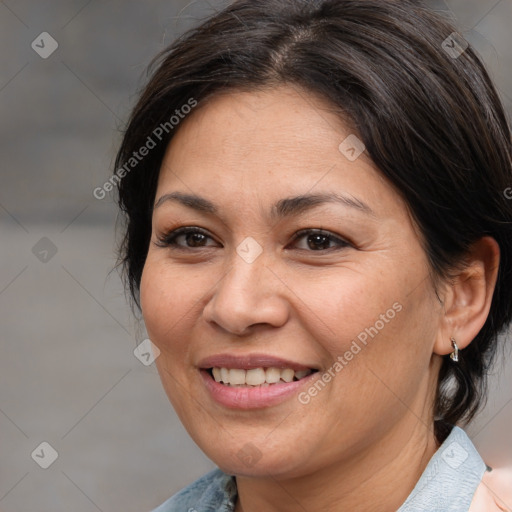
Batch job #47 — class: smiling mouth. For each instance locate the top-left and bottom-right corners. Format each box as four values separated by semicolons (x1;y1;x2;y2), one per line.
207;367;318;387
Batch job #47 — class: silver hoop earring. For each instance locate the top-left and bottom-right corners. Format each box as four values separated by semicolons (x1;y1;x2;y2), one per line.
450;337;459;362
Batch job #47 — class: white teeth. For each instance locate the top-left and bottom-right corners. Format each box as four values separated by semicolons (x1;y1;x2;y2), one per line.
265;367;281;384
229;368;246;385
210;367;313;386
246;368;266;386
281;368;294;383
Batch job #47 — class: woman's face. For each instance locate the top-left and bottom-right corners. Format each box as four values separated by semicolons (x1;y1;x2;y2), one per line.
140;86;444;478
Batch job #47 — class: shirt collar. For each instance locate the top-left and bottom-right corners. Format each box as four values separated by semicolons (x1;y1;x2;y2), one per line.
397;425;486;511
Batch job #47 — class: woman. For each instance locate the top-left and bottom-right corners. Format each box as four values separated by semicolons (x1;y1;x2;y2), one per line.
114;1;512;510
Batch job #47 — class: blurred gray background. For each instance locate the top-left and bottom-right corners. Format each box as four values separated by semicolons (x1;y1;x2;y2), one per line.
1;1;511;511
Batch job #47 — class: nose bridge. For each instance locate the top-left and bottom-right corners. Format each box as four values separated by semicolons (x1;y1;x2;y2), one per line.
203;243;289;334
223;233;271;293
221;244;273;307
231;262;261;299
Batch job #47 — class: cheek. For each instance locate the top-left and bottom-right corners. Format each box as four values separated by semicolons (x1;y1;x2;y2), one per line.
140;258;188;359
327;288;438;422
140;255;219;374
296;265;437;408
284;267;405;358
140;259;199;416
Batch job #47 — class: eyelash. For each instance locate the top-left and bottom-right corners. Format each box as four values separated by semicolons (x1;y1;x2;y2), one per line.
155;226;351;252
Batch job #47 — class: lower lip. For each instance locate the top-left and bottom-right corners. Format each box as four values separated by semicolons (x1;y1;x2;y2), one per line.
200;370;317;409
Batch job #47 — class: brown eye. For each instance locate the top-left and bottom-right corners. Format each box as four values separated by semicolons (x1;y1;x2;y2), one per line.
183;232;207;247
290;229;351;251
156;227;219;249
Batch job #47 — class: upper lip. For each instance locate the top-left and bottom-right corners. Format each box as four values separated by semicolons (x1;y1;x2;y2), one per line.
197;353;317;371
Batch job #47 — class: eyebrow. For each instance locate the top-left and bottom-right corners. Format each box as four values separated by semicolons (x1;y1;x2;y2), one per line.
153;191;375;218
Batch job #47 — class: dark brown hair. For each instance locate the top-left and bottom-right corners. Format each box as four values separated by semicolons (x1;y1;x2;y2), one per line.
115;0;512;443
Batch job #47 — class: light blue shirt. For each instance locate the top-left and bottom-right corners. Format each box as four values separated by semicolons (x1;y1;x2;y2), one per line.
152;426;486;512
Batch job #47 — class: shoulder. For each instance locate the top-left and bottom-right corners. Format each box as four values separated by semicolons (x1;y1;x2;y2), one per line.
150;468;237;512
469;467;512;512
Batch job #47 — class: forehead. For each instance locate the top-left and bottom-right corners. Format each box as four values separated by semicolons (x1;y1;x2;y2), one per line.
156;86;402;220
163;86;351;168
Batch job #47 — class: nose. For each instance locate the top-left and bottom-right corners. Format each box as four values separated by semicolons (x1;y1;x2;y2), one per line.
202;249;290;336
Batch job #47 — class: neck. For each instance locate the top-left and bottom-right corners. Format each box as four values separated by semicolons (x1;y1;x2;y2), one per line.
234;419;438;512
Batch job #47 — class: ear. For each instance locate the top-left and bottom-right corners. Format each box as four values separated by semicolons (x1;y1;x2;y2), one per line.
433;236;500;356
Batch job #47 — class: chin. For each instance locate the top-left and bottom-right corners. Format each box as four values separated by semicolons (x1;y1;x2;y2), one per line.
204;442;312;479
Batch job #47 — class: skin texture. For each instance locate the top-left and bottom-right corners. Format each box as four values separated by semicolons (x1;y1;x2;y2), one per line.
470;468;512;511
140;86;500;512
